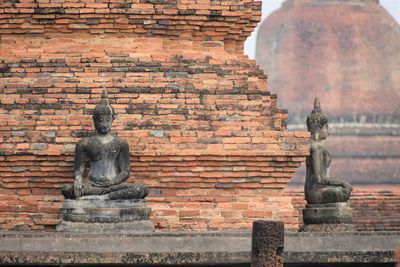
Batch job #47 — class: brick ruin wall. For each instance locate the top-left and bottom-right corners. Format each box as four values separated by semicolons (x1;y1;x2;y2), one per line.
0;0;399;231
0;0;313;231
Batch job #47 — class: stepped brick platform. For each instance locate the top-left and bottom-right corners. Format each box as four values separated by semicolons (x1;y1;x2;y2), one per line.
0;0;309;231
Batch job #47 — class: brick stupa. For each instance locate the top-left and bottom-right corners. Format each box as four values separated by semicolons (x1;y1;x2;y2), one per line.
256;0;400;185
0;0;309;231
257;0;400;231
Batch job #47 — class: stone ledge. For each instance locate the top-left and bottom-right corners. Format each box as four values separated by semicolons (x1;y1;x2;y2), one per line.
0;231;250;265
0;231;398;265
56;221;155;233
285;231;400;264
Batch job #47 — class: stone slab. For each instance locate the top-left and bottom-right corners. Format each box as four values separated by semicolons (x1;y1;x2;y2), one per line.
56;220;155;233
62;199;148;209
60;199;151;223
303;203;353;224
300;223;355;232
285;231;399;264
0;231;398;265
58;199;154;231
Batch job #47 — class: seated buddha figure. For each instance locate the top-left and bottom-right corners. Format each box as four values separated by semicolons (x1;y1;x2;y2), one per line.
62;90;148;200
305;98;352;205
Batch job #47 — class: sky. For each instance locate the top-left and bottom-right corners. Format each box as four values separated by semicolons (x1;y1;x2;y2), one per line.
244;0;400;58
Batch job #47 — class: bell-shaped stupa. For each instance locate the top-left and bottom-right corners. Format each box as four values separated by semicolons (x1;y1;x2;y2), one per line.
256;0;400;184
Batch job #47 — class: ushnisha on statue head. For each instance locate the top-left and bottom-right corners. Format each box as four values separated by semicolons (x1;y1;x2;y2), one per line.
306;97;329;141
92;89;115;135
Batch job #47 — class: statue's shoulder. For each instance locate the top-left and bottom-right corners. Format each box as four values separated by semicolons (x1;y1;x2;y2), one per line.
78;136;96;147
310;141;324;152
114;135;129;147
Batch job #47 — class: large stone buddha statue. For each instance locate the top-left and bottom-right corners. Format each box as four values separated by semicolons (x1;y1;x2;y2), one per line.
62;90;148;200
58;90;153;232
305;98;352;204
301;98;354;231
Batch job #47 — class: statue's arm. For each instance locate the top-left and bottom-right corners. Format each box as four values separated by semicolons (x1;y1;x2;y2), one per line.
327;177;351;188
312;145;345;187
311;147;326;185
73;140;86;197
114;140;130;184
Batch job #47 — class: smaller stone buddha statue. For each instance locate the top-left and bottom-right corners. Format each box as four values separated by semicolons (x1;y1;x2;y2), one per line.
58;90;153;232
301;98;353;231
62;90;148;200
305;98;352;204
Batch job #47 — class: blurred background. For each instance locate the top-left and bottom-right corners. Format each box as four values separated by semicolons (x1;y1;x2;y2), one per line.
244;0;400;186
245;0;400;59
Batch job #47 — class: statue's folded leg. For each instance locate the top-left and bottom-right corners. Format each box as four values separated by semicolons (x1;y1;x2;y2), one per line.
61;183;104;199
319;186;350;204
62;182;148;200
106;183;149;200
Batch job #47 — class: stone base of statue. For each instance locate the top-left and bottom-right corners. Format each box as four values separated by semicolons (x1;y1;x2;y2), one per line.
300;202;354;232
56;198;154;233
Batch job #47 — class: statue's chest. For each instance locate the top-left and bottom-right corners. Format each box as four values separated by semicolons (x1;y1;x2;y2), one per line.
322;147;331;167
86;140;120;161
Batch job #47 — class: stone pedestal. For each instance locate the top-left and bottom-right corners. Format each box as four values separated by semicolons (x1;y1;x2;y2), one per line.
57;199;154;233
301;203;354;232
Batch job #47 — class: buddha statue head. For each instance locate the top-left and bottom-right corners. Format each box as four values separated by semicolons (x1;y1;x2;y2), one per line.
306;98;329;141
93;89;115;135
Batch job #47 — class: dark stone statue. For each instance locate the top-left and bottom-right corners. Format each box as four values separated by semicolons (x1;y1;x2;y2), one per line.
305;98;352;204
58;90;153;232
62;90;148;200
301;98;354;231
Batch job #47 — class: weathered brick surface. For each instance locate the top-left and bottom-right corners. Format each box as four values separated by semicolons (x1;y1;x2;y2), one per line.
0;1;310;231
0;0;261;53
285;186;400;231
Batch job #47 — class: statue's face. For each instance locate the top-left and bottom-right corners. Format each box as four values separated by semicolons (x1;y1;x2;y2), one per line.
93;114;113;135
317;124;329;141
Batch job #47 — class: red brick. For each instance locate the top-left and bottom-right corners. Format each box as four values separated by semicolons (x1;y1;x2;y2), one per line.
0;1;317;232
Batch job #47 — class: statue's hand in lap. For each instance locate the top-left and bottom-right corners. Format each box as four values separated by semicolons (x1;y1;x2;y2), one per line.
74;178;83;198
93;176;113;187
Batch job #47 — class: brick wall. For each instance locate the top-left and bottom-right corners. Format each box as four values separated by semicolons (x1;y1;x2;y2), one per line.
1;1;398;232
0;0;261;52
285;185;400;231
0;0;311;230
